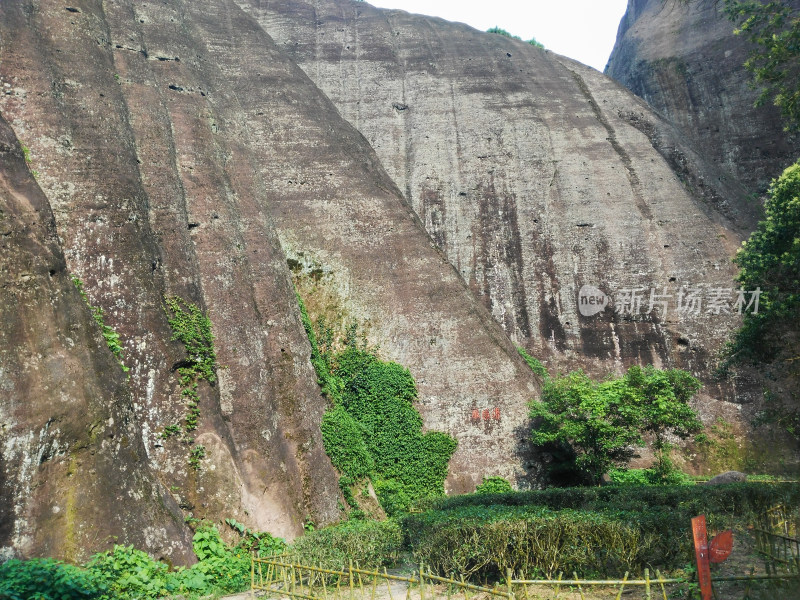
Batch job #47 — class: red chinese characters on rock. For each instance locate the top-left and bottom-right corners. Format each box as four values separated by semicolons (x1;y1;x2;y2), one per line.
470;407;501;423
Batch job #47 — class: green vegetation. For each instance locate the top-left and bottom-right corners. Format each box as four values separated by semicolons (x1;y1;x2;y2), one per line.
530;366;702;484
486;27;544;49
724;159;800;366
0;524;285;600
403;482;800;579
719;160;800;438
297;294;457;516
72;277;128;373
163;296;217;439
475;476;513;494
516;346;548;378
607;467;692;486
292;519;403;569
0;558;102;599
723;1;800;131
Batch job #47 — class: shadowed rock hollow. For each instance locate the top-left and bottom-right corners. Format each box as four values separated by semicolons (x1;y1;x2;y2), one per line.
0;0;782;562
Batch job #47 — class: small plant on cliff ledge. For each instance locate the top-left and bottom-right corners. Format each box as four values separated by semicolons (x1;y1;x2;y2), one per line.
72;276;129;373
188;444;206;470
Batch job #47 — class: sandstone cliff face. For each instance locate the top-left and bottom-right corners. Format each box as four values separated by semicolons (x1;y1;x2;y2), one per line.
0;0;541;560
0;113;193;563
237;0;758;403
606;0;800;195
1;0;784;562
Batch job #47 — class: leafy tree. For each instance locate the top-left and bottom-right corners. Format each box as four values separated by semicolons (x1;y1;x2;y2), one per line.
530;366;702;484
678;0;799;129
726;159;800;365
723;0;800;131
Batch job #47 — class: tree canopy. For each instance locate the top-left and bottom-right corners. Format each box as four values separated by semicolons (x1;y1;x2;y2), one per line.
530;366;702;484
725;158;800;365
723;0;800;131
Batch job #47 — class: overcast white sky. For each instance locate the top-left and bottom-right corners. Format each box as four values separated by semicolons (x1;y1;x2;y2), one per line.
366;0;630;72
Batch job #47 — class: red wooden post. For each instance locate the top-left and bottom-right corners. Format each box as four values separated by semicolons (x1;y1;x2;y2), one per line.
692;515;713;600
493;407;501;421
483;409;490;421
471;409;480;422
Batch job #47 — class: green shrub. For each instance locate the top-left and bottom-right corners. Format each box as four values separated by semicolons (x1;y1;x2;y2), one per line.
0;558;104;600
475;476;513;494
516;347;548;379
292;519;403;569
87;545;174;599
608;467;693;486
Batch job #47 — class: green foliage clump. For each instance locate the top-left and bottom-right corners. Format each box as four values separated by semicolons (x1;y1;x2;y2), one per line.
297;296;457;516
475;476;513;494
403;482;800;580
516;346;548;378
291;519;403;569
486;27;544;49
72;277;128;373
162;296;218;449
530;365;702;484
189;444;206;470
0;524;286;600
487;26;521;40
607;467;693;486
0;558;103;599
164;296;217;384
723;1;800;130
725;159;800;365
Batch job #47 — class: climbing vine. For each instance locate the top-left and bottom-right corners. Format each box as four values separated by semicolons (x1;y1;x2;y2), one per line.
72;277;128;373
162;296;218;467
297;294;457;516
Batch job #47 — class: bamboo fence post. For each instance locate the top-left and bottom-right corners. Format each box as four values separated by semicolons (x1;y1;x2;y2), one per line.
522;582;529;600
265;561;272;588
370;567;379;600
291;563;297;595
460;574;469;600
384;567;394;600
644;568;651;600
251;554;255;593
613;571;628;600
356;561;365;598
420;563;425;600
321;564;329;600
572;572;585;600
655;569;668;600
506;568;513;600
554;572;563;599
350;559;355;600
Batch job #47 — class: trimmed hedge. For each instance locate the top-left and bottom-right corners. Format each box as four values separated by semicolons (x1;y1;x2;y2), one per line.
402;483;800;579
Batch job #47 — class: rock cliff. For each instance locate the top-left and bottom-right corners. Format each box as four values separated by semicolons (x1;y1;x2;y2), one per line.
0;0;778;562
605;0;800;194
239;0;758;396
0;0;539;560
